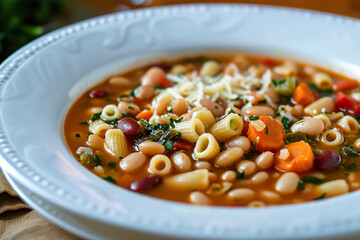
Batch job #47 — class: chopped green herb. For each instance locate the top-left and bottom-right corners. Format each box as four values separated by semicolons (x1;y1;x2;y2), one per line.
174;150;185;154
128;106;134;110
342;162;357;171
212;186;221;191
339;145;360;157
119;156;124;160
106;98;116;102
297;176;327;191
104;119;119;127
154;85;164;90
258;99;267;104
228;109;236;114
169;117;175;128
314;193;326;200
107;162;117;169
249;116;259;121
87;132;93;136
79;121;89;125
174;117;183;123
286;132;308;144
281;117;291;133
90;112;101;121
274;112;281;117
163;141;173;150
103;176;117;184
308;83;334;98
265;125;269;134
215;105;219;109
167;105;173;113
233;168;245;179
75;133;80;138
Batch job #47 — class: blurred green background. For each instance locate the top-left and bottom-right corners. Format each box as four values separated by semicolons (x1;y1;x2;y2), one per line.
1;0;360;63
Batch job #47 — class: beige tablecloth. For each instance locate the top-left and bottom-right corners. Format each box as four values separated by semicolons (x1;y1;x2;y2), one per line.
0;171;80;240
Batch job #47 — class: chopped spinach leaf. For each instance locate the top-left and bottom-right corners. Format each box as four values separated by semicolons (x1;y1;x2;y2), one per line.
339;145;360;157
286;132;308;144
163;141;173;150
103;176;117;184
297;176;327;190
308;83;334;98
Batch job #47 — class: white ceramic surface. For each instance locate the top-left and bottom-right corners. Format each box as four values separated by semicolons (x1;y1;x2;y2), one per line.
1;4;360;239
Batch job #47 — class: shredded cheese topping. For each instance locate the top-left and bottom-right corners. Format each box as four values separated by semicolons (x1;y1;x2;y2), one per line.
159;67;273;107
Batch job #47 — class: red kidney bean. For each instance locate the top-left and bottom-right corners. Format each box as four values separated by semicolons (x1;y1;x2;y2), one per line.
130;175;162;192
315;150;342;170
90;89;108;98
117;117;141;136
173;140;192;152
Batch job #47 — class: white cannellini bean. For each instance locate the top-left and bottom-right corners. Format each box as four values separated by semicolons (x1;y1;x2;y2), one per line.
255;151;274;169
316;179;349;197
227;188;255;202
290;118;324;136
275;172;300;195
189;191;210;205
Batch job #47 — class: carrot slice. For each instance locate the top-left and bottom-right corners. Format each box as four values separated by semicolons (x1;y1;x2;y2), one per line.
274;141;314;172
333;78;359;92
292;83;316;106
247;116;285;152
136;109;154;121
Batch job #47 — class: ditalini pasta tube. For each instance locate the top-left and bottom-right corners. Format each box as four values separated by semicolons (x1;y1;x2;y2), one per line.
89;119;112;137
192;107;216;129
210;113;243;142
194;133;220;160
163;169;209;190
174;118;205;143
104;129;129;158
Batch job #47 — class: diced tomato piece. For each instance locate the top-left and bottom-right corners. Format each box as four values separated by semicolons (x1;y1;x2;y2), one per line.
173;140;192;152
335;92;360;115
333;78;359;92
311;90;320;100
156;75;172;88
241;120;250;136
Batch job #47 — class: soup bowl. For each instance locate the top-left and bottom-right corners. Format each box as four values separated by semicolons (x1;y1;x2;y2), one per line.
1;4;360;239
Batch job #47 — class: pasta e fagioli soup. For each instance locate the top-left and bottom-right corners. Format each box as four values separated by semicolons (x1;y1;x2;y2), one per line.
64;55;360;206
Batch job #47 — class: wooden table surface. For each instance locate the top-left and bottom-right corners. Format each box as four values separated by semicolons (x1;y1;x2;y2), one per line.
63;0;360;24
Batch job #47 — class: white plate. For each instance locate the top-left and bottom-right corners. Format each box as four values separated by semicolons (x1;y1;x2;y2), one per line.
1;4;360;239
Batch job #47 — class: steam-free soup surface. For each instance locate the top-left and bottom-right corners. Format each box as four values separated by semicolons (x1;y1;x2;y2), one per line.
64;55;360;206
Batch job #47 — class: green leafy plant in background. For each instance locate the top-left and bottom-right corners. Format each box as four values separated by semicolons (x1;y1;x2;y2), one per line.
0;0;64;62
